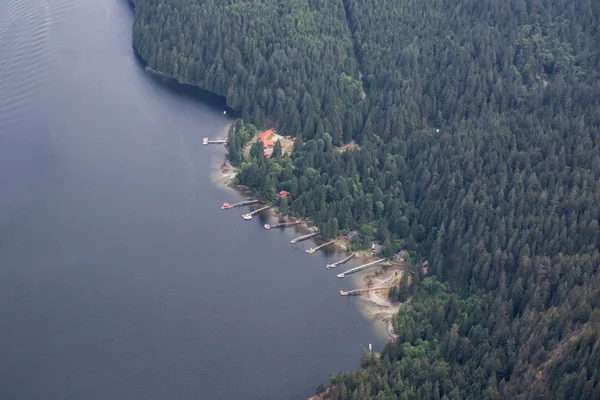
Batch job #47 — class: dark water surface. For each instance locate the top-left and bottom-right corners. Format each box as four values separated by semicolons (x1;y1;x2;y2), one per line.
0;0;384;399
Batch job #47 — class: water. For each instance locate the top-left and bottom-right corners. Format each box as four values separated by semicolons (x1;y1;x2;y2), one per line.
0;0;385;399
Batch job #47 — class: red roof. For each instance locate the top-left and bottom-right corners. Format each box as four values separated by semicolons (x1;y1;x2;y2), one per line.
259;129;275;148
278;190;290;198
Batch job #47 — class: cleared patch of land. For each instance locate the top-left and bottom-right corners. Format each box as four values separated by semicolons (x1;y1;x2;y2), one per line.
335;140;359;153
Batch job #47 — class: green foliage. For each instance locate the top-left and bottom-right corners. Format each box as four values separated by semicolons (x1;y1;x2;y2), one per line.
133;0;600;397
132;0;363;144
227;120;256;165
271;139;282;159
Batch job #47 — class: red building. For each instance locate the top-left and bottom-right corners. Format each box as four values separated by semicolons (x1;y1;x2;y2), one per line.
259;129;275;148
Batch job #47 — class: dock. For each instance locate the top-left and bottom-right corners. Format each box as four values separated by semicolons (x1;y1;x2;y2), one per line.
337;258;386;278
221;199;260;210
203;137;227;145
290;232;319;244
340;287;392;296
326;253;355;268
306;240;336;254
242;205;271;220
264;221;302;230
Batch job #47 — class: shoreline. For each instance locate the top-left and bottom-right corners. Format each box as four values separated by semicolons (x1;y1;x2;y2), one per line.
210;146;402;341
358;265;403;341
139;46;402;343
131;8;400;400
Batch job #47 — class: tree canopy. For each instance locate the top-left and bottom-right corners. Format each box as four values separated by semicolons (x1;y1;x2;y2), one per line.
132;0;600;397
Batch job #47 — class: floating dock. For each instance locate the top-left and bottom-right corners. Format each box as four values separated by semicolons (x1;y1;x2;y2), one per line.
306;240;336;254
326;253;355;268
241;205;271;220
290;232;319;244
264;221;302;230
203;137;227;145
340;287;391;296
221;199;260;210
337;258;386;278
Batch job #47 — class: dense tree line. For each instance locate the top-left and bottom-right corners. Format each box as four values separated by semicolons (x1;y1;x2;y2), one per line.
132;0;600;397
132;0;364;144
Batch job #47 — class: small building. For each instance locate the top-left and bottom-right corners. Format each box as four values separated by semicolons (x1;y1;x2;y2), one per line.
259;129;275;148
395;250;407;263
371;243;383;254
278;190;290;199
346;230;358;240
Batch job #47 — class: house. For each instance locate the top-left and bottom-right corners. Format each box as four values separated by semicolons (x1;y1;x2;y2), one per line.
346;230;358;240
259;129;275;148
394;250;407;263
278;190;290;199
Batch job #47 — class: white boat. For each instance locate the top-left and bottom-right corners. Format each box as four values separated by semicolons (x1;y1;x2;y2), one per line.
242;214;252;220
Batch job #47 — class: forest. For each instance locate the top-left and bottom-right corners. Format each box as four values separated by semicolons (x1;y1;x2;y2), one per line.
131;0;600;398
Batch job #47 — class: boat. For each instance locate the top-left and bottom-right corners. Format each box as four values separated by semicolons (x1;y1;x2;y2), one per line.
221;202;233;210
264;224;271;229
242;214;252;220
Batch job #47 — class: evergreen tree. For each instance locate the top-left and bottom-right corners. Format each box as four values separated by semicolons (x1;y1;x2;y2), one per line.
271;139;282;159
133;0;600;397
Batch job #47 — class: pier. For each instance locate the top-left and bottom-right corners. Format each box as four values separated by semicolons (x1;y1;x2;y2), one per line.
242;205;271;220
264;221;302;230
326;253;355;268
337;258;386;278
290;232;319;244
221;200;260;210
203;137;227;145
306;240;336;254
340;287;391;296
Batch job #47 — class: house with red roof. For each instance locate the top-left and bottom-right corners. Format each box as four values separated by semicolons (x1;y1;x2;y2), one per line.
259;129;275;148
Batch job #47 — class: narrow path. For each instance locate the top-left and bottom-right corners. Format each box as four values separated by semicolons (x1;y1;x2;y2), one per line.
340;0;366;99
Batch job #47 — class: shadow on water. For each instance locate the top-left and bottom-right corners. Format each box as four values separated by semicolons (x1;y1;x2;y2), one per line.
132;52;240;118
124;0;135;12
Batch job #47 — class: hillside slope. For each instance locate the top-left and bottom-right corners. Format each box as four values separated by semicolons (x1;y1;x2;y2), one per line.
131;0;600;398
132;0;363;144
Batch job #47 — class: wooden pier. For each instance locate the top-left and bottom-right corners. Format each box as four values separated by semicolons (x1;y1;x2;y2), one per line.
264;221;302;230
242;205;271;220
203;137;227;145
306;240;336;254
290;232;319;244
326;253;355;268
221;199;260;210
337;258;386;278
340;287;392;296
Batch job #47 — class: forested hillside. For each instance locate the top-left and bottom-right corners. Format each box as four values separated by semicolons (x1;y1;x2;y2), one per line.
132;0;364;144
131;0;600;398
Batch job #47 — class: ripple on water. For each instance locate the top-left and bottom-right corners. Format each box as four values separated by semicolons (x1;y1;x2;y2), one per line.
0;0;74;134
